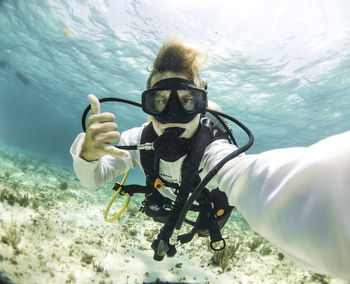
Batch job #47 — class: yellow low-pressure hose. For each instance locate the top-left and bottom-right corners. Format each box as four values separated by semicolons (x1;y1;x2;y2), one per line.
104;170;131;223
104;118;152;223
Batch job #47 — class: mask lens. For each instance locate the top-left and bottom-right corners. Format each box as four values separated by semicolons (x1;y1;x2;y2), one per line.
143;89;171;114
153;90;171;113
178;89;203;113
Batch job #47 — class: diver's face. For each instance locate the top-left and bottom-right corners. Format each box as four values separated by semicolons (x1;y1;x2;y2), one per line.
150;72;201;138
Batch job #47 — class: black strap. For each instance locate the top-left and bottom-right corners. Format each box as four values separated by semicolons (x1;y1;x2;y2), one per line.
177;189;225;250
114;183;149;196
140;122;159;179
152;124;214;260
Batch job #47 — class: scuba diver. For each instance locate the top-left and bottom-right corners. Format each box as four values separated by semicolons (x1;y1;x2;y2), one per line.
70;39;350;281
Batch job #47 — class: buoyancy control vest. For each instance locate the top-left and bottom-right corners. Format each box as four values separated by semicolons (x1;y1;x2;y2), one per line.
120;116;235;260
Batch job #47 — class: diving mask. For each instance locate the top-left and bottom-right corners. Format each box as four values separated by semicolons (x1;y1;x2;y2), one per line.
142;78;207;124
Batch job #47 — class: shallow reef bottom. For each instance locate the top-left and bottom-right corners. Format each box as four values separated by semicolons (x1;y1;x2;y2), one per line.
0;145;343;284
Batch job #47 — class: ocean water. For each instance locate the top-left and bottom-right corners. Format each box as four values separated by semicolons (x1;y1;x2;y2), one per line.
0;0;350;283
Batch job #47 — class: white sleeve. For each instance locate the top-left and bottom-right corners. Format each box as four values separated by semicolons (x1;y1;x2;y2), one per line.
70;127;142;189
207;131;350;280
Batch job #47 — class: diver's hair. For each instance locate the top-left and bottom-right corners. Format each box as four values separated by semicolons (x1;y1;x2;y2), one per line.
147;38;208;89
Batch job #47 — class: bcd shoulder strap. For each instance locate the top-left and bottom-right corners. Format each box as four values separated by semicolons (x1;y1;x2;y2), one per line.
140;122;160;183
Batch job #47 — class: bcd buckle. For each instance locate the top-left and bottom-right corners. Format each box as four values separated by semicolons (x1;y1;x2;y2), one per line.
210;238;226;251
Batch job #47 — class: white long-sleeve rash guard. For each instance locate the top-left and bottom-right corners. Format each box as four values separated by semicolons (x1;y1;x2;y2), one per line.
70;125;350;281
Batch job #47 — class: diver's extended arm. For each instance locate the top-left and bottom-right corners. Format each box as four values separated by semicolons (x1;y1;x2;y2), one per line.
215;131;350;280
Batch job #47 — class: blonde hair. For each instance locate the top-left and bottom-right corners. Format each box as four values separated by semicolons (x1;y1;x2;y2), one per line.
147;38;208;89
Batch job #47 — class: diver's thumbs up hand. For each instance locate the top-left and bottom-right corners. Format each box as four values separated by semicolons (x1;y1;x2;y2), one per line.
79;94;130;161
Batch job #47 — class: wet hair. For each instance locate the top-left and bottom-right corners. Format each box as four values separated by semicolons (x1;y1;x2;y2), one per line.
147;38;208;89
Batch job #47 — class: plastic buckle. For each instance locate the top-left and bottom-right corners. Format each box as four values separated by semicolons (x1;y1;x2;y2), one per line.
112;182;122;191
113;182;127;196
210;239;226;251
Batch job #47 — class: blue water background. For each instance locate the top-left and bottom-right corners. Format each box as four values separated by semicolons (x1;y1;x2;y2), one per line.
0;0;349;182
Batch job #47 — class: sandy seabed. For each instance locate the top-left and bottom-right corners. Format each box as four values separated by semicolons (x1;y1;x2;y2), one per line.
0;145;348;284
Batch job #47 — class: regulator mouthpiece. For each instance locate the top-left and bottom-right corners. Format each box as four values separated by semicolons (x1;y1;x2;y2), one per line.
153;127;192;162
